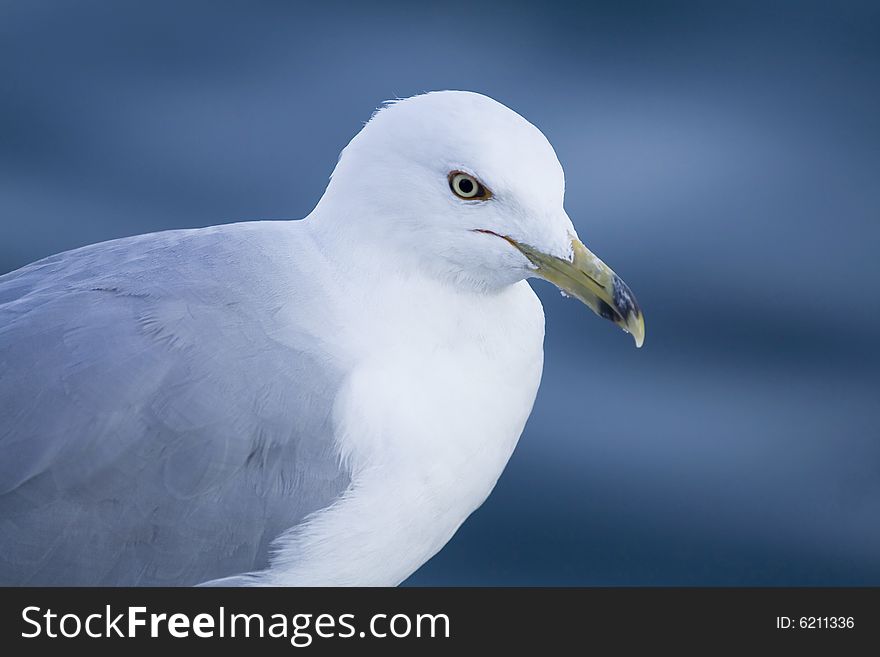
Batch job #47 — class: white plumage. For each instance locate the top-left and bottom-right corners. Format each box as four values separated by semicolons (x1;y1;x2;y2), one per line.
0;91;641;585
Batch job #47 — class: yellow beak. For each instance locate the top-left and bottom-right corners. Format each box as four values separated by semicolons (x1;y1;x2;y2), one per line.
507;236;645;348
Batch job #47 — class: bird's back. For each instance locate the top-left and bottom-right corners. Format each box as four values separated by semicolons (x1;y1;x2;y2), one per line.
0;220;351;585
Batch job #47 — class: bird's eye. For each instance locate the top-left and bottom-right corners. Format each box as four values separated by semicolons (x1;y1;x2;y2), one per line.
449;171;492;201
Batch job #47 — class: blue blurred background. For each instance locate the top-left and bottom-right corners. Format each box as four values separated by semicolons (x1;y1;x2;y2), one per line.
2;0;878;584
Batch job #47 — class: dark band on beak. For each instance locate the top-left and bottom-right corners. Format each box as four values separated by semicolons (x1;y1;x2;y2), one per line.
611;275;641;325
597;299;621;323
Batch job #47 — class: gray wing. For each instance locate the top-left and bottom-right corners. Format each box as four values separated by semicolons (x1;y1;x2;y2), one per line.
0;222;351;585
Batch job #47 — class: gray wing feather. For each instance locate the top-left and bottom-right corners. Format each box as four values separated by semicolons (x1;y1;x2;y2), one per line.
0;222;350;585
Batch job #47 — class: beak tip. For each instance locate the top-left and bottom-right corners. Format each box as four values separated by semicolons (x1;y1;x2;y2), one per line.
629;314;646;349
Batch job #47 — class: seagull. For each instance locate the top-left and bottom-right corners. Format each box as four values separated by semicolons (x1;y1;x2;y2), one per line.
0;91;644;586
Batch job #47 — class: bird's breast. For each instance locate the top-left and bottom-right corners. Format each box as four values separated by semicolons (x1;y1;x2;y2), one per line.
325;280;545;582
263;280;545;585
336;279;544;470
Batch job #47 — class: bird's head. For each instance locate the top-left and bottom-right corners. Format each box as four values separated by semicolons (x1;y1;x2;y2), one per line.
316;90;644;347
